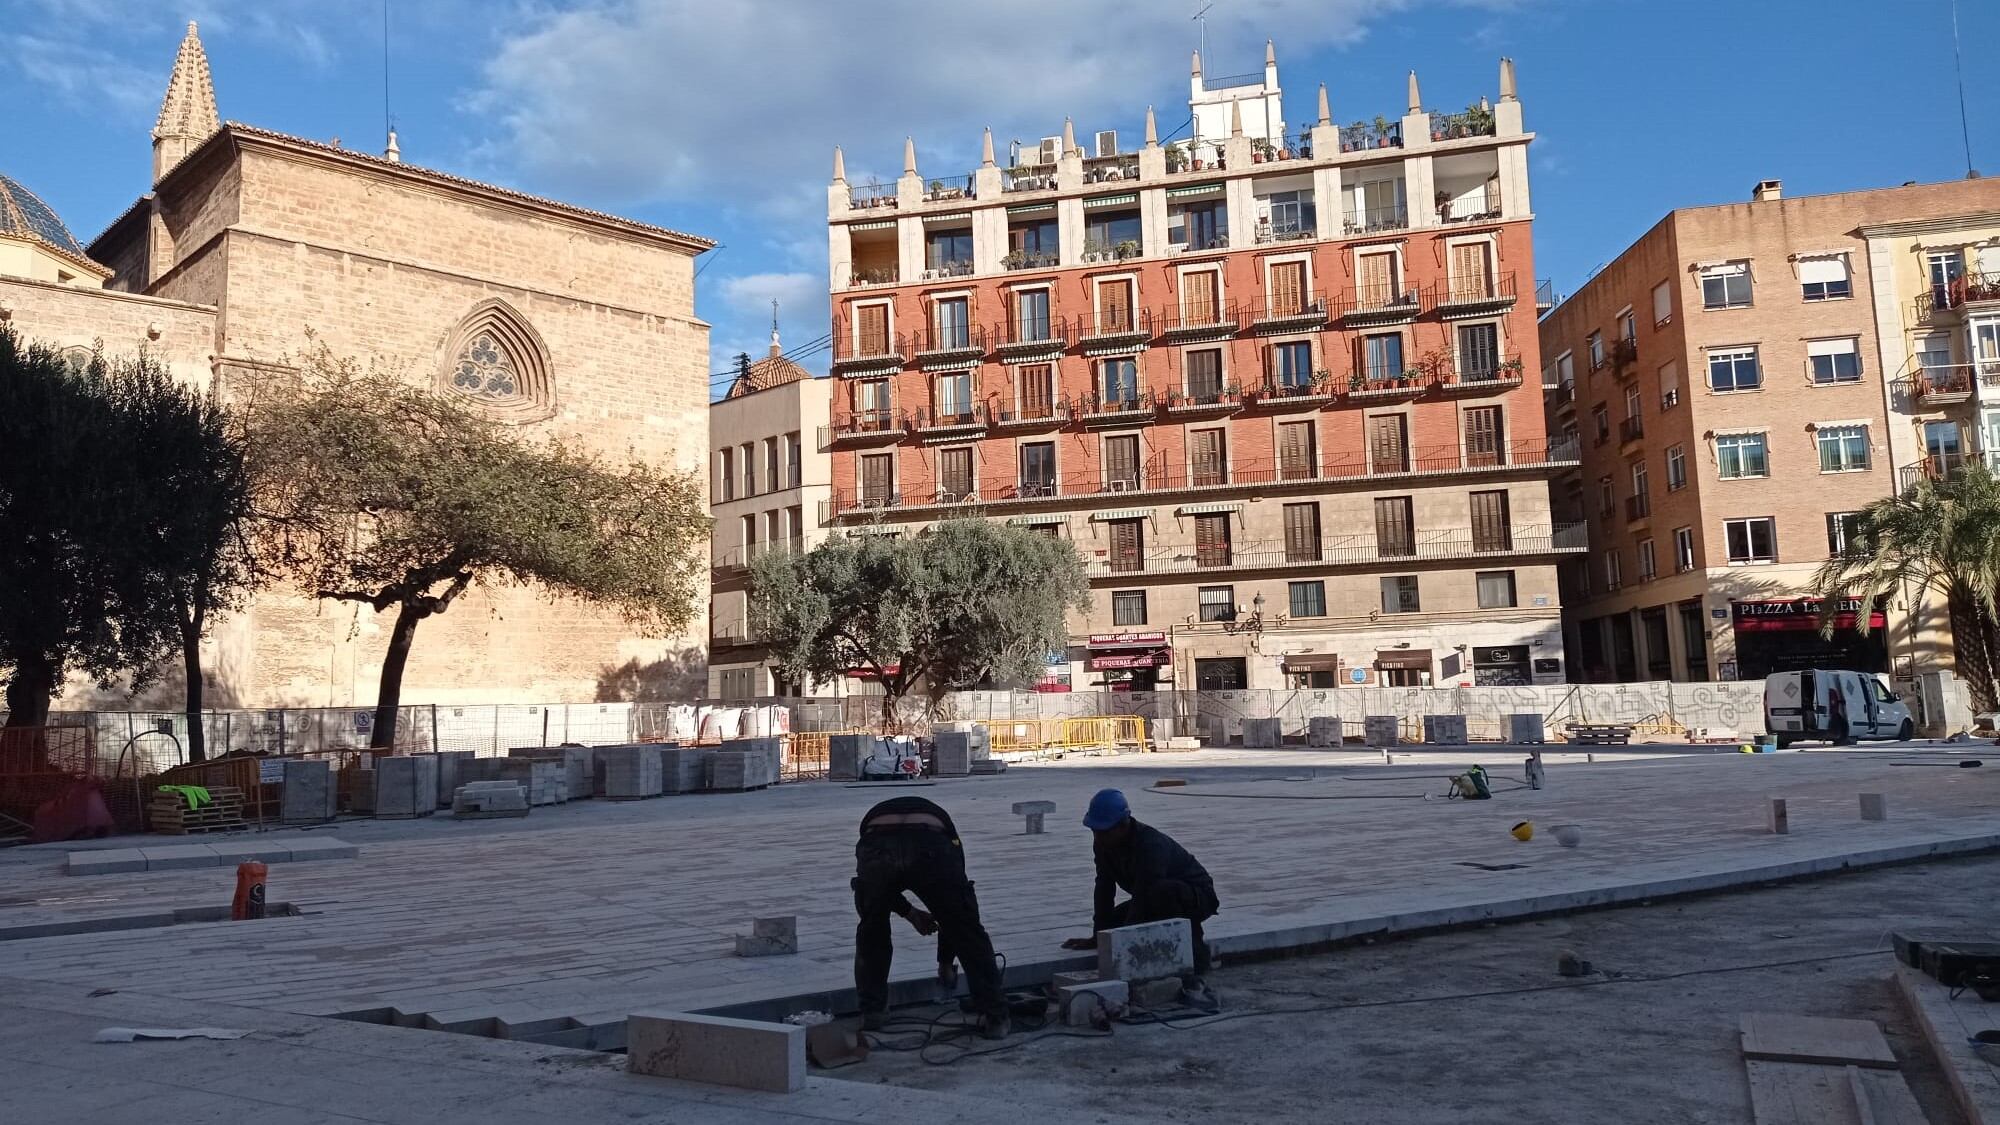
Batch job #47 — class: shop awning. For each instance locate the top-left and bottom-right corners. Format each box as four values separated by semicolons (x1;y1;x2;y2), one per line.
1084;193;1139;209
1281;654;1341;672
1176;501;1243;516
1091;508;1152;521
1165;183;1224;199
1007;514;1069;526
1089;648;1172;671
1375;649;1434;670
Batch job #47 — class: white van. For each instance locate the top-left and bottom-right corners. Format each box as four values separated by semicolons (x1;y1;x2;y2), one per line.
1764;669;1914;747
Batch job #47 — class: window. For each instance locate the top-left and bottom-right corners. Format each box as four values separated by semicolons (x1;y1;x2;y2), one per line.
741;513;757;552
1724;516;1778;564
1652;280;1674;326
1375;496;1415;557
1362;332;1404;380
1556;351;1576;388
786;506;803;542
1827;512;1864;556
1096;279;1136;334
1008;217;1059;259
1817;425;1869;472
1799;254;1851;301
1918;334;1954;374
1637;539;1657;581
1100;357;1139;404
1288;580;1327;617
1190;428;1228;486
1673;526;1695;572
1267;260;1309;316
855;377;891;418
1283;502;1320;562
1631;460;1650;505
1592;406;1610;443
1017;364;1056;419
1929;249;1966;296
1198;585;1236;622
926;229;972;272
1194;513;1232;566
1170;202;1228;251
1597;476;1615;517
1103;434;1141;490
785;432;802;488
1019;441;1057;494
860;453;894;502
1807;338;1861;384
1279;421;1317;480
1660;361;1681;409
1604;549;1622;588
1271;340;1313;387
1700;261;1752;309
1013;288;1051;342
717;448;735;501
1464;405;1505;467
1666;444;1687;490
1356;250;1401;307
1381;575;1420;614
1469;489;1512;552
1476;570;1517;609
855;303;890;355
741;442;756;494
1448;241;1495;302
1707;346;1762;392
1716;433;1769;479
1457;322;1501;381
1185;348;1224;399
1109;518;1144;572
1112;590;1147;626
1369;414;1409;472
1618;308;1637;344
763;439;780;493
1084;208;1142;253
1587;331;1605;369
935;371;973;419
1624;386;1643;423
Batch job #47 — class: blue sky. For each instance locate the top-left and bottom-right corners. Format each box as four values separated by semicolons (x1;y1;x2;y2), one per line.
4;0;1995;399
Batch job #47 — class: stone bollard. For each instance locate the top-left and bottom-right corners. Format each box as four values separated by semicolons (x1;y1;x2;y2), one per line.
1859;793;1887;821
734;915;798;957
1012;800;1056;835
1768;798;1789;835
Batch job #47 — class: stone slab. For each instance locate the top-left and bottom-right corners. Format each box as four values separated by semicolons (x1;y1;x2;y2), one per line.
278;760;336;824
660;747;712;793
432;752;477;808
1895;965;2000;1124
1307;717;1343;748
1507;713;1547;743
1860;793;1888;821
372;756;438;819
626;1010;806;1093
62;849;148;876
827;734;868;782
1423;714;1469;745
1364;715;1398;747
1096;917;1194;983
136;844;219;871
1739;1012;1896;1068
205;841;296;866
283;839;360;862
1242;718;1281;748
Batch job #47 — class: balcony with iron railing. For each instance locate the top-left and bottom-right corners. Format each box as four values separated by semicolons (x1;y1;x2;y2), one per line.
830;325;910;372
1163;383;1246;417
1898;451;1970;493
1252;290;1330;331
991;396;1072;429
914;321;987;362
907;402;990;436
1907;365;1975;406
1608;336;1639;374
1339;121;1404;153
1915;273;2000;323
917;259;975;282
1077;388;1160;422
1158;301;1247;340
1434;358;1527;395
1254;217;1316;245
1341;283;1423;324
849;180;898;210
991;313;1071;357
1619;416;1645;445
820;439;1583;522
1535;278;1558;311
1080;239;1144;264
1624;493;1651;524
1251;370;1338;407
1082;153;1141;184
1342;201;1410;236
1429;271;1519;316
1002;163;1057;193
1429;110;1498;142
922;174;975;203
1002;247;1062;271
1437;189;1502;225
1078;523;1587;578
822;408;905;448
849;265;900;289
1076;307;1155;348
711;536;807;574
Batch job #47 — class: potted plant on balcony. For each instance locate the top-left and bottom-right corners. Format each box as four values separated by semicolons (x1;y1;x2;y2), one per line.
1373;116;1395;148
1499;357;1526;378
1464;101;1495;136
1252;137;1276;163
1116;239;1140;260
1166;141;1189;173
1002;249;1028;270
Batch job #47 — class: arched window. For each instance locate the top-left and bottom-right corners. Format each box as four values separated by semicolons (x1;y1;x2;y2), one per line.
438;299;554;422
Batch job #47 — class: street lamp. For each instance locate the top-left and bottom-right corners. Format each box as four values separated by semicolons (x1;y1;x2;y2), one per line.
1222;591;1286;652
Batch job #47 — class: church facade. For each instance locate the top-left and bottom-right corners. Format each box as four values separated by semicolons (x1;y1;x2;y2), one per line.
0;24;714;710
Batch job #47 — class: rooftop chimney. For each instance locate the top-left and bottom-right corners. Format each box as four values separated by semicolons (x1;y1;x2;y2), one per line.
1752;179;1782;202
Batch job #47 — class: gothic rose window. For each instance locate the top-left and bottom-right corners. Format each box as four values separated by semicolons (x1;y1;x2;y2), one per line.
438;300;554;422
453;332;520;399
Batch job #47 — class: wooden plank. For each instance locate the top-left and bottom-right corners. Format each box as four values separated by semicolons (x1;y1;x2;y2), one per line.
1741;1013;1898;1068
1745;1060;1864;1125
1847;1065;1930;1125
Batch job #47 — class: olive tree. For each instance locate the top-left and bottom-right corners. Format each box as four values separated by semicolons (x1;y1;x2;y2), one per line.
748;518;1089;725
243;341;708;748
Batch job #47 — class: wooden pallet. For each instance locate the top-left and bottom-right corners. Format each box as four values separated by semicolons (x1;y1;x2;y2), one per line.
149;785;248;835
1566;723;1633;746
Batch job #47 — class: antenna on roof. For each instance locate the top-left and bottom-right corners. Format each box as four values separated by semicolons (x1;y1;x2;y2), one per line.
1191;2;1213;66
1950;0;1979;177
382;0;396;156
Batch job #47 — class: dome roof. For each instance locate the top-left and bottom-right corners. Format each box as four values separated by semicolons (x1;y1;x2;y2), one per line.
0;173;91;262
728;350;811;398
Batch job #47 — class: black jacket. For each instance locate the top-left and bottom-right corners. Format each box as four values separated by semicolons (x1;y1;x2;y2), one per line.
1093;818;1217;932
860;796;961;841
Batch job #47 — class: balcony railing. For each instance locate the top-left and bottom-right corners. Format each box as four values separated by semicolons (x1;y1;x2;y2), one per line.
1083;154;1141;183
1535;279;1558;310
1077;389;1160;420
1342;284;1422;320
1430;271;1519;312
1077;307;1155;345
1078;523;1588;578
1158;302;1246;338
1430;111;1498;142
712;537;807;572
992;397;1071;427
849;266;900;289
1625;493;1651;522
820;439;1583;521
1002;248;1061;271
824;409;905;446
1916;273;2000;322
1619;416;1645;444
907;404;989;433
1286;129;1317;160
1003;164;1056;193
1164;384;1246;414
1435;360;1526;394
915;322;986;359
1438;190;1502;224
849;181;897;210
922;175;975;202
992;314;1072;354
1899;453;1969;493
1253;372;1338;404
918;259;974;281
830;324;909;369
1913;367;1974;405
1254;218;1316;244
1339;122;1403;153
1081;240;1143;263
1253;291;1330;329
1342;202;1410;235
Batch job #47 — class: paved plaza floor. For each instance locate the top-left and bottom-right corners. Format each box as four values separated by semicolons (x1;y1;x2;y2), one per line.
4;744;1996;1038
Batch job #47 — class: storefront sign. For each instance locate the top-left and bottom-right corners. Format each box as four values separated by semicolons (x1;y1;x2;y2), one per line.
844;663;903;679
1088;648;1173;671
1731;598;1886;632
1087;631;1168;649
1472;645;1530;666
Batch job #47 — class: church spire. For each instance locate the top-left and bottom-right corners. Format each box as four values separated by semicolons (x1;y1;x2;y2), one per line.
153;21;220;183
769;299;782;358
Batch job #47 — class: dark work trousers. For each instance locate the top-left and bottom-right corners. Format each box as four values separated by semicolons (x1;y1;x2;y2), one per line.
1109;878;1215;974
853;827;1006;1017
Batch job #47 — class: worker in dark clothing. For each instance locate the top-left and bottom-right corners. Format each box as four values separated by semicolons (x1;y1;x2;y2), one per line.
852;796;1009;1038
1062;789;1219;982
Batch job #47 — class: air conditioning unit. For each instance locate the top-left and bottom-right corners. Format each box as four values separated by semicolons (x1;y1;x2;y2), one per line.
1095;130;1119;158
1038;136;1062;164
1108;478;1134;492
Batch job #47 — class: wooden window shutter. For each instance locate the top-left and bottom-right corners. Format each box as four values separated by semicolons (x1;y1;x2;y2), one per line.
1284;502;1320;560
1195;514;1230;565
857;304;888;354
1359;253;1392;301
1470;489;1512;551
1452;243;1491;301
1465;406;1504;466
1105;434;1139;485
1272;261;1305;316
1280;421;1315;479
862;453;892;499
1375;496;1414;556
1111;519;1142;571
940;448;973;498
1102;281;1132;332
1369;414;1408;471
1184;271;1216;323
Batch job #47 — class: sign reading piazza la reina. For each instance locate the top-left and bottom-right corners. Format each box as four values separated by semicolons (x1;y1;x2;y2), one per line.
1731;597;1889;632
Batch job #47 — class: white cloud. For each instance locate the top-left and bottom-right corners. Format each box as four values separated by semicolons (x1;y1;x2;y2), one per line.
468;0;1448;210
3;34;156;113
710;269;824;330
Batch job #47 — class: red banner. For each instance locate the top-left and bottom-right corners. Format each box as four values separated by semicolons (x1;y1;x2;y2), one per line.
1089;649;1172;670
1733;611;1885;633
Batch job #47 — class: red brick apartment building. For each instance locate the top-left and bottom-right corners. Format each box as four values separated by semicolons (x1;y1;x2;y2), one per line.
819;48;1576;691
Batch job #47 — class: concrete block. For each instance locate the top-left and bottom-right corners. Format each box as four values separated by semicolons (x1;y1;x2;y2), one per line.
138;844;219;871
1860;793;1887;821
827;734;869;782
1423;714;1468;745
660;747;712;794
453;781;529;818
206;840;295;865
626;1011;805;1093
279;759;336;824
1768;798;1789;835
708;746;777;791
1059;979;1128;1024
509;747;593;801
1364;715;1399;747
1506;713;1546;743
349;766;377;814
463;758;566;805
598;744;664;798
1241;717;1281;748
1096;917;1194;983
372;756;438;819
1306;717;1343;748
970;758;1009;774
284;838;360;862
933;740;971;777
64;848;148;876
432;752;477;807
1131;976;1185;1009
732;915;800;954
1050;970;1100;990
1012;800;1056;835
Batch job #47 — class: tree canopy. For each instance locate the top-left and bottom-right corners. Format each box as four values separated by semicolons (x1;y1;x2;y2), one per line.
242;340;709;747
748;518;1090;723
1810;465;2000;710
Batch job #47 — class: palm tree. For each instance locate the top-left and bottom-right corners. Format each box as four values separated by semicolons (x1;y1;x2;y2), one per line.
1809;464;2000;711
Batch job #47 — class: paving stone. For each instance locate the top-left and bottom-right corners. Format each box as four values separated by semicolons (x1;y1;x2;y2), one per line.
1307;717;1343;747
63;849;148;876
1096;918;1194;983
137;844;220;871
626;1011;805;1093
1364;715;1399;747
1242;718;1281;748
284;839;360;862
1130;976;1184;1009
206;841;296;865
1423;714;1469;745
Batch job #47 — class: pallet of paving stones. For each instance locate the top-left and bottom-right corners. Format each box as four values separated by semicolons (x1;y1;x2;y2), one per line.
147;786;249;835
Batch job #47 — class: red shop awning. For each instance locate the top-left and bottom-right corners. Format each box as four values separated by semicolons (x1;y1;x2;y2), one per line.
1088;648;1173;671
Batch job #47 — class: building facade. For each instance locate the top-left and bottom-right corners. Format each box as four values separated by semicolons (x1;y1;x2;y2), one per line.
707;333;835;698
822;48;1576;693
1;23;714;710
1540;176;2000;685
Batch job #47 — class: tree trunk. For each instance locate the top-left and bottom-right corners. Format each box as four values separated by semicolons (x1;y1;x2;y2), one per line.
370;601;426;750
180;599;207;762
878;687;900;735
1947;592;2000;713
3;653;57;729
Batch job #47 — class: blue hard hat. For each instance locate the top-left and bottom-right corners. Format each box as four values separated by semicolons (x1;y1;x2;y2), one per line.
1083;788;1130;830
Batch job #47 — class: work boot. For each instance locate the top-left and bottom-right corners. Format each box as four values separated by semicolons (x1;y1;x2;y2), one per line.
976;1008;1011;1041
861;1010;888;1031
1181;977;1219;1013
937;961;959;992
